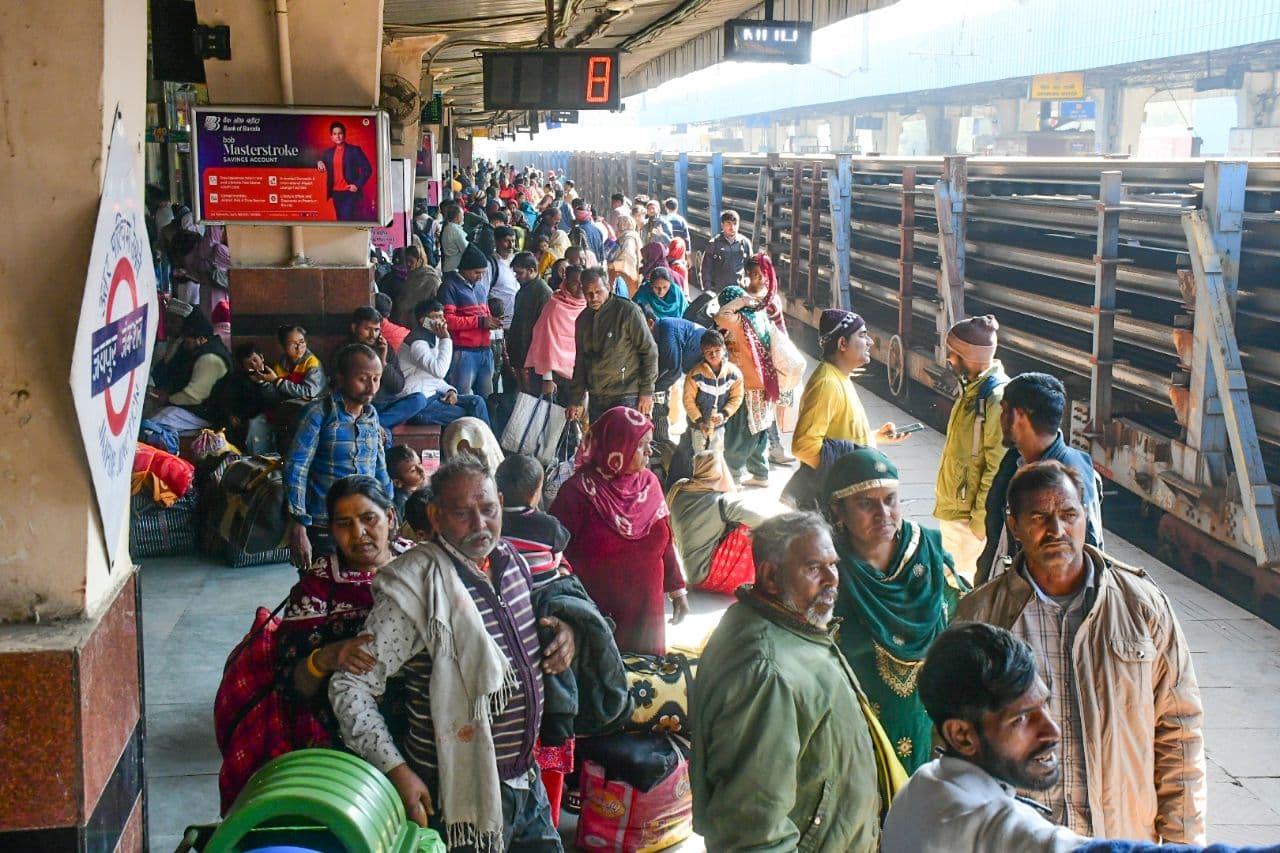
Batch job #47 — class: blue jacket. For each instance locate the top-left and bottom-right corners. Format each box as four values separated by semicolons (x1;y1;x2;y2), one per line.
978;431;1104;582
654;317;707;392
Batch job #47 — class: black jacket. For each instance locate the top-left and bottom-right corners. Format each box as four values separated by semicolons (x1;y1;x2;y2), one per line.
531;574;633;745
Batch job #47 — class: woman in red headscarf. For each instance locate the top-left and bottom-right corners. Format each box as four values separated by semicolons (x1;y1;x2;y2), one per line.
667;237;690;291
549;406;688;654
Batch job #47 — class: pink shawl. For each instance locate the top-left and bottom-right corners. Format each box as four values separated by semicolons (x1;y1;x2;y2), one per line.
572;407;668;540
525;288;586;379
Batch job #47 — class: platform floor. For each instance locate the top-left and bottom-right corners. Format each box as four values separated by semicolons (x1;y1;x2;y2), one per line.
143;384;1280;852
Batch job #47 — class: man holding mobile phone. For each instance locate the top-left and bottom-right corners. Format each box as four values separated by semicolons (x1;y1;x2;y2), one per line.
783;309;908;509
398;299;490;426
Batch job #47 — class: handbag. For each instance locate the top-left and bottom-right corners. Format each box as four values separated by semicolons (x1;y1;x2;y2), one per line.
213;596;329;814
543;420;583;506
621;647;700;737
501;392;567;465
576;735;693;853
699;503;756;595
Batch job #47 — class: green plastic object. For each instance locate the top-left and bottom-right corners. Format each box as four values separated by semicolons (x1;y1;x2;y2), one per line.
416;826;447;853
205;749;421;853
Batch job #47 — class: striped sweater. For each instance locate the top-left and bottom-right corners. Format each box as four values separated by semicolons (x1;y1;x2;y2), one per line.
328;539;544;783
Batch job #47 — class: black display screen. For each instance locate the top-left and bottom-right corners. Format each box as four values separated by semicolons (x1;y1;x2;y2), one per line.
723;19;814;64
482;50;622;111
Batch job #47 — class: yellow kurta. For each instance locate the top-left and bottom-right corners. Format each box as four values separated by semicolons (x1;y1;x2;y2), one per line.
791;360;875;469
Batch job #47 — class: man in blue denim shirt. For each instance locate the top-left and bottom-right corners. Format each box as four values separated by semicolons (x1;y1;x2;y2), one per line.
285;343;394;568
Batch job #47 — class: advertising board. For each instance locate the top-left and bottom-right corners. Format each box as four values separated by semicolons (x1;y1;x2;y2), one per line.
192;107;391;226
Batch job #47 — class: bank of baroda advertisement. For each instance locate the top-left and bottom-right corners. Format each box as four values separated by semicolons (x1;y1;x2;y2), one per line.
192;107;391;226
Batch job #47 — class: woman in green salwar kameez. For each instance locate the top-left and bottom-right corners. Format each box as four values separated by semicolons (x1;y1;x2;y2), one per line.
822;448;969;773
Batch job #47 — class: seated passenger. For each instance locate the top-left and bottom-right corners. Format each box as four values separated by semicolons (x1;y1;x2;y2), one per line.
209;342;278;452
347;305;432;432
882;622;1090;853
666;450;768;594
441;416;504;473
272;324;327;401
276;475;414;753
400;299;491;427
374;292;411;352
148;310;232;429
386;444;428;520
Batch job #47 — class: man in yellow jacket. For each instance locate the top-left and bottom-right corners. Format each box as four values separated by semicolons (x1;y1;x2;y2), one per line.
933;315;1008;583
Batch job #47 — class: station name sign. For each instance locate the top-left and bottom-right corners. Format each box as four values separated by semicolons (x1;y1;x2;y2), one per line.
723;19;813;64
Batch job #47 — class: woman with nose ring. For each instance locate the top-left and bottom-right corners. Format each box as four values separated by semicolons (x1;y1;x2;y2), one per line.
822;448;969;774
275;475;414;747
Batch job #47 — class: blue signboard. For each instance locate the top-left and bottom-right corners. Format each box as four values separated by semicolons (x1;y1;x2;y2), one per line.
1059;100;1096;121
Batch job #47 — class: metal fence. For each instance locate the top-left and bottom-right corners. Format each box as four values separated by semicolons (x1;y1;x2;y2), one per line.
509;149;1280;601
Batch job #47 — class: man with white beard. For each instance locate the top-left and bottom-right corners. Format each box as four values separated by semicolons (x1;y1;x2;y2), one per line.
691;511;889;852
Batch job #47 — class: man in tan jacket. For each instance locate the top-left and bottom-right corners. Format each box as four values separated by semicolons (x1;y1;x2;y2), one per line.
956;460;1205;844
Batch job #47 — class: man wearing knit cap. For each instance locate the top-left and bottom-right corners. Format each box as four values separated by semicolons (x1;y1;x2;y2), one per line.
784;308;906;509
440;242;501;397
934;314;1009;583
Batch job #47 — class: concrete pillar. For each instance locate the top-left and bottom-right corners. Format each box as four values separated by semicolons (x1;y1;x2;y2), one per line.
922;105;950;155
195;0;384;360
0;0;148;848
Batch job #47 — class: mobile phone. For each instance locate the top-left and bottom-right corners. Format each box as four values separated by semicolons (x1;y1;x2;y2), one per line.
890;423;924;439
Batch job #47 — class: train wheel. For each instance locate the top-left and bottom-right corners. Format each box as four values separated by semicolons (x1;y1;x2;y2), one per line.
887;334;908;400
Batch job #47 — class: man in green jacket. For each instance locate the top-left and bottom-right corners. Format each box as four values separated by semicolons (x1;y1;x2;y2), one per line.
692;511;884;852
934;314;1009;584
567;267;658;423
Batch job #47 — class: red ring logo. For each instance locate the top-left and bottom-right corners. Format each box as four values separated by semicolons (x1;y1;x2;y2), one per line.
103;257;139;437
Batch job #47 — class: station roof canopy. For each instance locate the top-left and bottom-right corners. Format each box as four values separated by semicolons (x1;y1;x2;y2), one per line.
384;0;899;126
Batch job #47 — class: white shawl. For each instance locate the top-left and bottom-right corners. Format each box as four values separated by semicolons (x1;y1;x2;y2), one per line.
374;541;517;852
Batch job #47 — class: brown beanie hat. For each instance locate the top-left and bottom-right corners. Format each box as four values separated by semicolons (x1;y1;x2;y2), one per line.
947;314;999;361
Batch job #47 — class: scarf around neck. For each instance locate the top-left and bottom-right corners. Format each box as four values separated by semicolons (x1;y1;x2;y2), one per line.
572;406;669;539
373;541;518;852
720;285;780;402
525;288;585;378
833;520;952;661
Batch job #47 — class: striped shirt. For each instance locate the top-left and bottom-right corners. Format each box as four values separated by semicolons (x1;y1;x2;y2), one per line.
329;539;544;782
1012;564;1097;835
284;391;392;527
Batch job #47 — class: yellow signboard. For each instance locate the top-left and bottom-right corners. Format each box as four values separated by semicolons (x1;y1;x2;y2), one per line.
1030;72;1085;100
471;127;490;138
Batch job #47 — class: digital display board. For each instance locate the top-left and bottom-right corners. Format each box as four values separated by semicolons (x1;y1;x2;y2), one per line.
191;107;391;226
483;50;621;111
723;19;813;64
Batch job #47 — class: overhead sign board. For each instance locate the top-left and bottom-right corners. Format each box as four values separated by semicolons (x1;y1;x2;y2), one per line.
548;110;580;124
192;106;391;226
1059;99;1096;121
483;50;621;111
71;110;160;565
723;19;813;64
1030;72;1085;100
